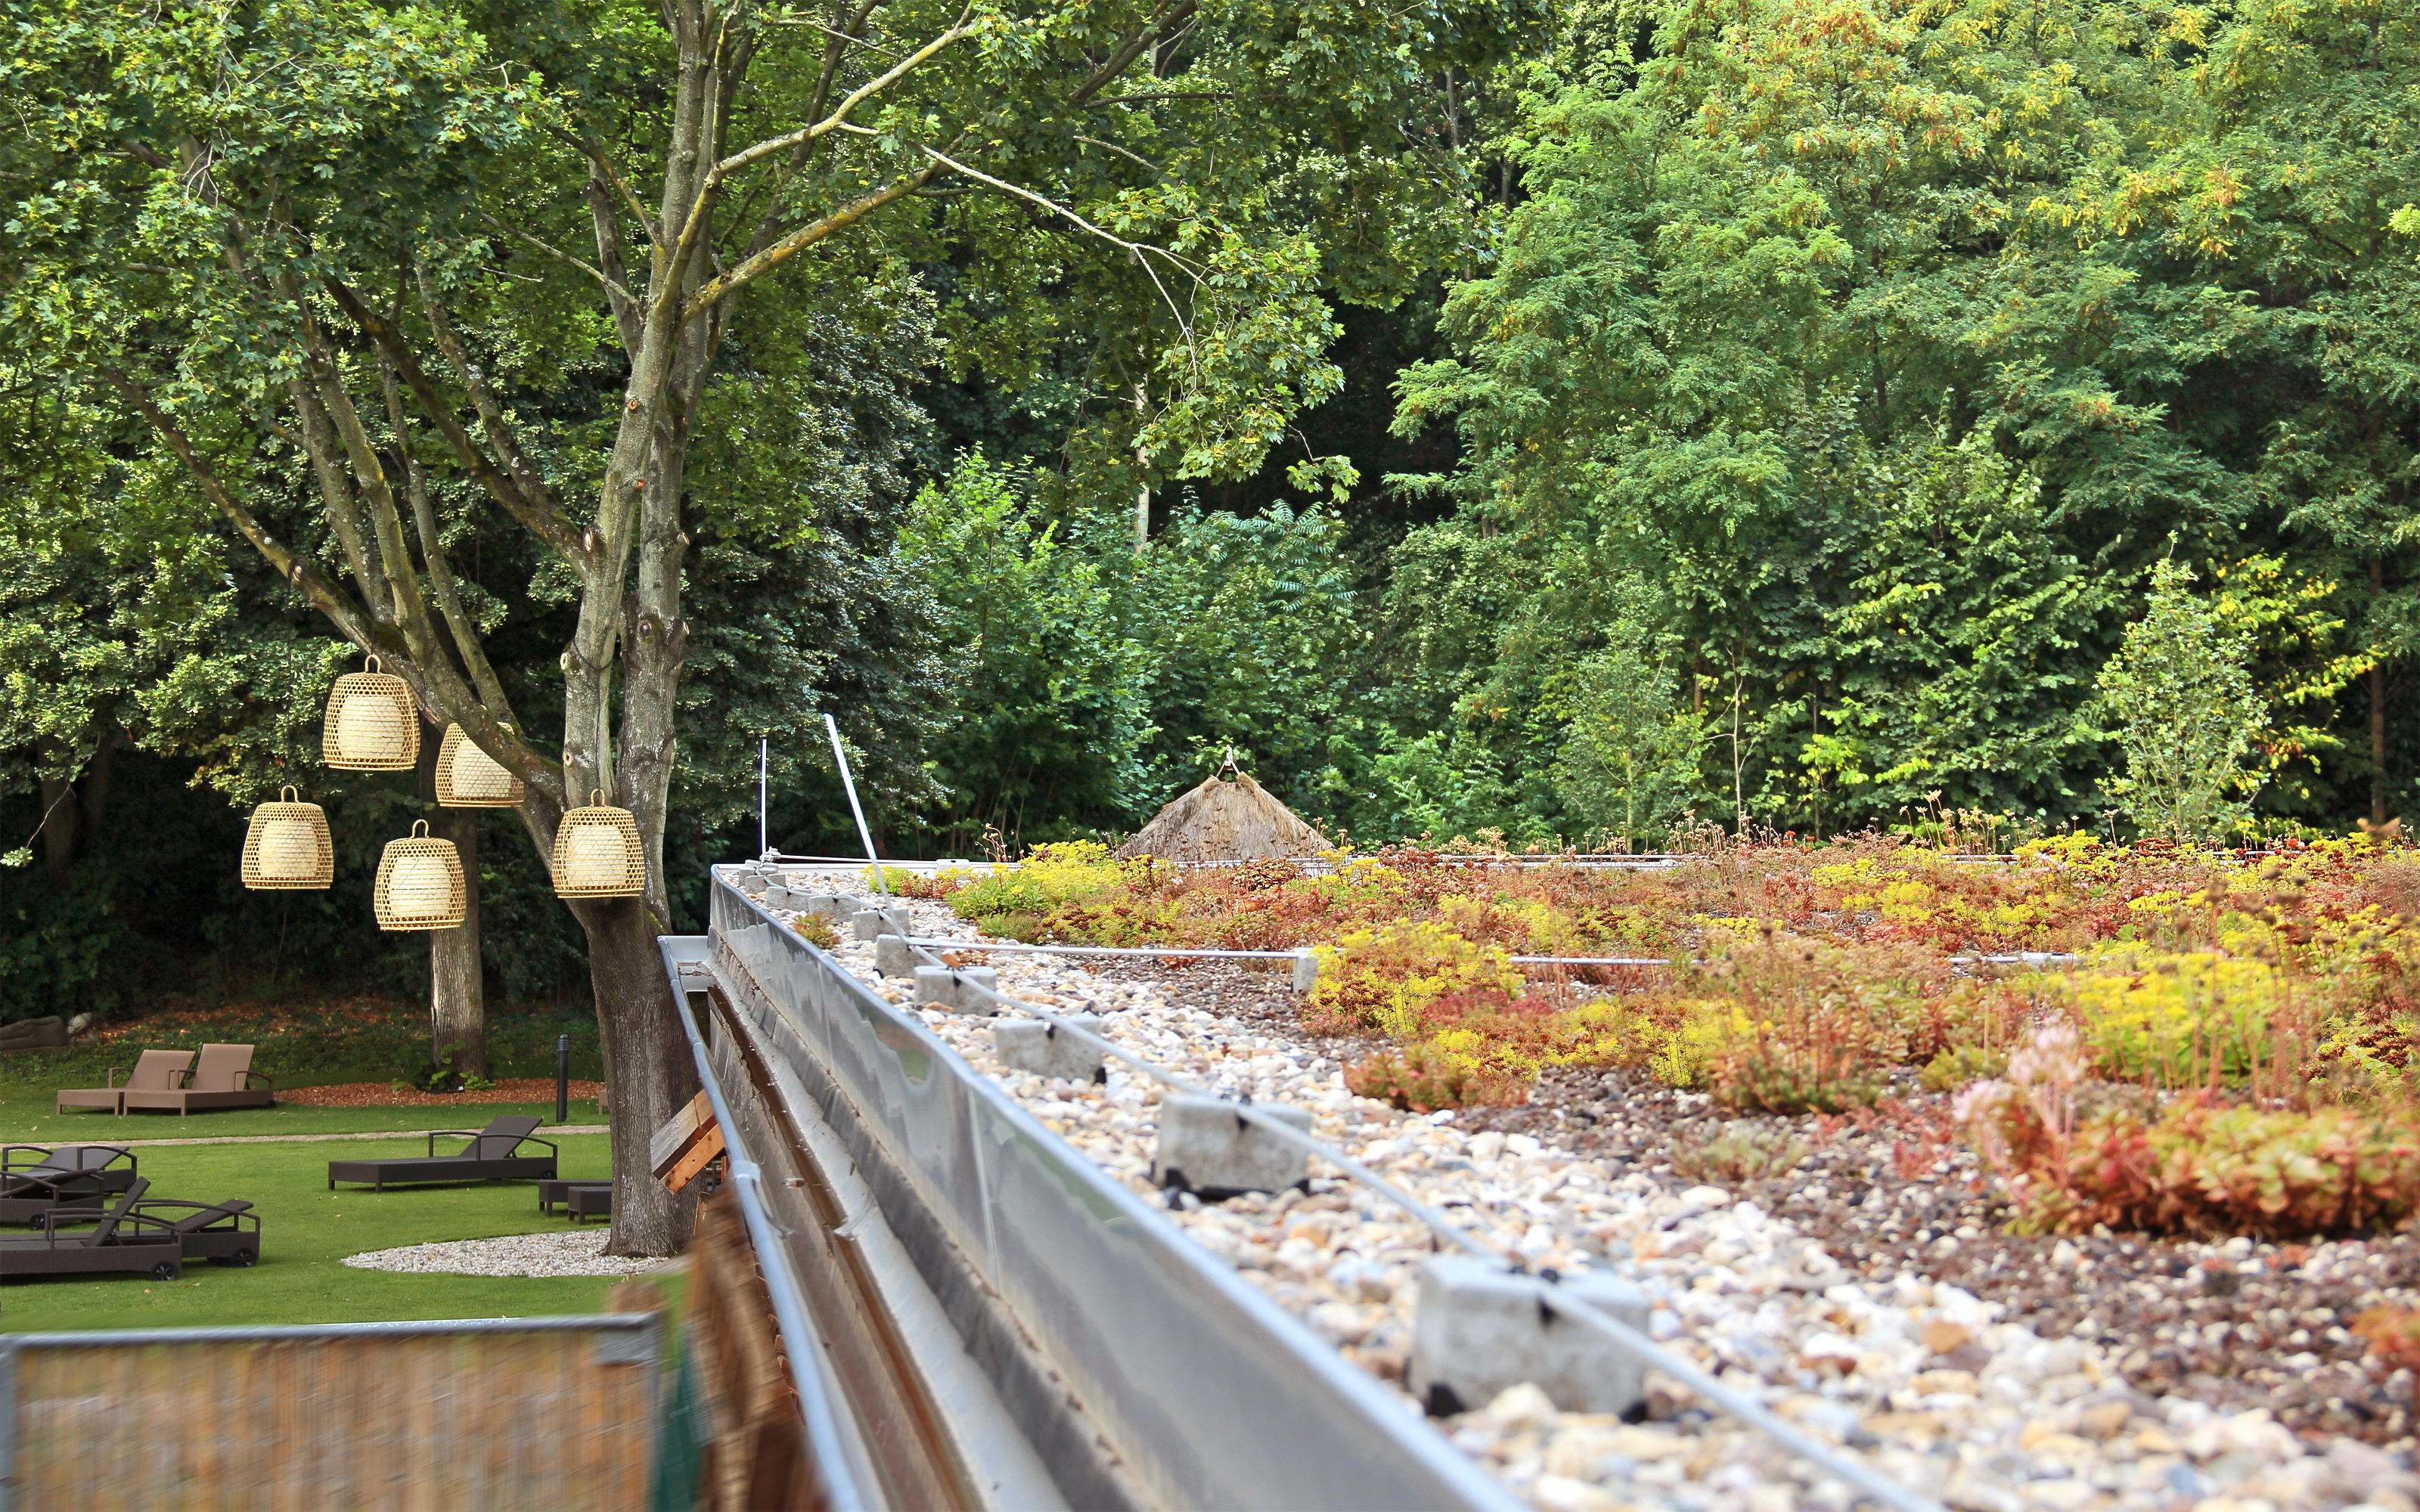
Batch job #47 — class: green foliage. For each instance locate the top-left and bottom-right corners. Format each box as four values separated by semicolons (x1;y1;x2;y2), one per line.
1670;1123;1809;1186
948;840;1127;928
2098;559;2266;841
1551;609;1707;848
1993;1100;2420;1241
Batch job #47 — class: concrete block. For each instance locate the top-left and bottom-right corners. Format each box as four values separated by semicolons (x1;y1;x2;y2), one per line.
873;934;915;977
1406;1255;1649;1417
914;965;998;1014
852;906;910;941
1150;1096;1312;1198
790;892;864;922
1291;948;1320;992
992;1015;1106;1081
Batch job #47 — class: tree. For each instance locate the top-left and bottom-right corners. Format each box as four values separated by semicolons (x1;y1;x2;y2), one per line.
1551;612;1705;849
5;0;1531;1251
2097;559;2265;841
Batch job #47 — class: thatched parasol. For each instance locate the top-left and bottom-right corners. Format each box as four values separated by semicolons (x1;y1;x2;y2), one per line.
1116;770;1331;862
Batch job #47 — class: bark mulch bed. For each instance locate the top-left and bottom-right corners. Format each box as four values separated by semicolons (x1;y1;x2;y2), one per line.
283;1080;604;1108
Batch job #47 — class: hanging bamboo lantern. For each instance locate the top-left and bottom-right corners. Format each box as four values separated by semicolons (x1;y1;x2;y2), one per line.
374;820;466;931
434;723;525;807
554;791;644;898
323;655;420;770
240;787;333;890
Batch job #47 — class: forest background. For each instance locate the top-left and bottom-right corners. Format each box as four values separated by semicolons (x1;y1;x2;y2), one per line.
2;0;2413;1027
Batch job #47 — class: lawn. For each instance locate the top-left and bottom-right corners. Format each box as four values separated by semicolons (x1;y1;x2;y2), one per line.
5;1085;603;1143
0;1128;669;1332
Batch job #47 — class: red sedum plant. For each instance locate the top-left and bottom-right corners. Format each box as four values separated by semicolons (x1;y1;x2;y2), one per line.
1959;1023;2420;1237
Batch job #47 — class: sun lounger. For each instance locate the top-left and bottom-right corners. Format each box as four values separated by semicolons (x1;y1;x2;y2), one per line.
538;1179;613;1216
326;1116;558;1192
0;1145;138;1225
0;1179;182;1281
126;1197;260;1266
54;1049;194;1116
121;1043;276;1115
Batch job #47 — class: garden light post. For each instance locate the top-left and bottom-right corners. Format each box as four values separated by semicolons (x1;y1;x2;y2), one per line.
555;1035;569;1125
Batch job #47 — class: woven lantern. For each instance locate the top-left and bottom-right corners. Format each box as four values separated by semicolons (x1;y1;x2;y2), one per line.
554;792;644;898
434;723;525;807
374;820;466;931
323;655;420;770
240;786;333;890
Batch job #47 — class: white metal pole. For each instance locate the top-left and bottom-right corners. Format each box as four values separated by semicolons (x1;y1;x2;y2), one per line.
824;712;887;897
759;739;769;859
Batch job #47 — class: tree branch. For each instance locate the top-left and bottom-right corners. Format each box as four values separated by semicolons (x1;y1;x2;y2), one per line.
1084;90;1235;107
324;277;582;562
551;125;666;252
585;170;647;359
681;163;940;321
713;17;975;180
102;367;379;651
412;271;584;559
479;212;639;306
1068;0;1196;106
380;356;517;720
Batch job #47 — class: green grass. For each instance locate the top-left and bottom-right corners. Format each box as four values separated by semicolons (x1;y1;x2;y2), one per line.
0;1133;656;1331
4;1086;603;1144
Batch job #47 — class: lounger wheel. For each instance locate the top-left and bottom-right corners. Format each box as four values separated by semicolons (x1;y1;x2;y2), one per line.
150;1260;179;1281
226;1247;257;1268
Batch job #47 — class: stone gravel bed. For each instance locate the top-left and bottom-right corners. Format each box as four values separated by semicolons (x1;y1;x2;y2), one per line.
342;1230;672;1278
765;879;2415;1512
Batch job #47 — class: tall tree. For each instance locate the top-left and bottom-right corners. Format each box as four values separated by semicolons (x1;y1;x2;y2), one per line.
5;0;1531;1250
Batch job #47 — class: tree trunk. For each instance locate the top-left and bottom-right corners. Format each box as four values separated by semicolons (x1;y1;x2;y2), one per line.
2373;559;2390;828
430;807;487;1078
573;897;699;1256
36;771;76;887
420;719;488;1077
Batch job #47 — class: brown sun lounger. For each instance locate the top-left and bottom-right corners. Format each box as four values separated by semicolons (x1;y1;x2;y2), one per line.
538;1179;613;1216
326;1116;558;1192
54;1049;194;1116
121;1043;275;1116
126;1197;260;1266
0;1144;138;1225
0;1179;181;1281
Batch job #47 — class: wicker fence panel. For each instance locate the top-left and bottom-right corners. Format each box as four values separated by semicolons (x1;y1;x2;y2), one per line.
10;1325;656;1510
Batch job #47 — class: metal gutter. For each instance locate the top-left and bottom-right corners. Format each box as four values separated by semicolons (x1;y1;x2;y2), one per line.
662;936;879;1512
710;869;1524;1512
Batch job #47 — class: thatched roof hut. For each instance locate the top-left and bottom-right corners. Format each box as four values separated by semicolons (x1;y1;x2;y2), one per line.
1115;772;1332;862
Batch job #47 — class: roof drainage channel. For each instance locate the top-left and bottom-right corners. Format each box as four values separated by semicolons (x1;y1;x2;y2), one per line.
662;937;1062;1512
707;871;1521;1512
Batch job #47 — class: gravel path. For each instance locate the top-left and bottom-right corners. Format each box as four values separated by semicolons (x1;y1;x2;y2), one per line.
343;1230;675;1278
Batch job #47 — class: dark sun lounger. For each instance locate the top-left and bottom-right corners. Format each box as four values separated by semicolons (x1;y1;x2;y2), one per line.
0;1179;182;1281
327;1117;558;1192
0;1145;138;1225
126;1197;260;1266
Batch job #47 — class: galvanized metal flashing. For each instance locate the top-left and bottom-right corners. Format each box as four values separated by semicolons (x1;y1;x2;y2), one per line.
709;869;1523;1512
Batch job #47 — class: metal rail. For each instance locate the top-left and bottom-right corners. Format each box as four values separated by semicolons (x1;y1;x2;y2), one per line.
662;940;877;1512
